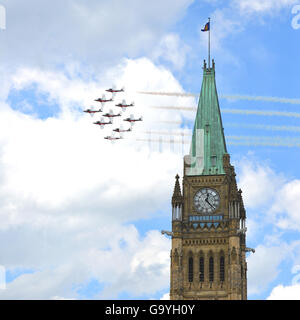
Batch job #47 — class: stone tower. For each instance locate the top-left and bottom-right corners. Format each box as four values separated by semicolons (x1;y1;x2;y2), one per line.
170;60;248;300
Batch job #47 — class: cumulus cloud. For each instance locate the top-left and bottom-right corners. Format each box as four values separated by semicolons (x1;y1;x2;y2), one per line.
236;157;286;210
0;226;170;299
1;0;193;70
90;230;170;299
232;0;298;15
233;158;300;297
160;292;170;300
203;9;243;52
267;283;300;300
236;157;300;233
247;244;290;295
270;180;300;231
0;57;189;299
152;33;191;70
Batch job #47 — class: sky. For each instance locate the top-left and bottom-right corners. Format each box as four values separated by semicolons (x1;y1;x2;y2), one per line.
0;0;300;300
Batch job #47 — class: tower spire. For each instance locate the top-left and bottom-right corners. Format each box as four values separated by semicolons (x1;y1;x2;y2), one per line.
184;60;227;176
172;174;182;205
172;174;183;221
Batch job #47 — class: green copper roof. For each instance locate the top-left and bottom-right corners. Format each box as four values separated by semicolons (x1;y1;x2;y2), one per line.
185;60;227;176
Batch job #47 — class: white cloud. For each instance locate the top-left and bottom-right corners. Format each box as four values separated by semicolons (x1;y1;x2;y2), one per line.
235;157;300;233
0;226;170;299
89;230;170;299
152;33;191;70
236;158;286;210
270;180;300;231
0;59;192;225
232;0;298;15
205;9;243;51
0;57;189;299
232;158;300;297
0;264;87;300
267;283;300;300
160;292;170;300
247;244;290;295
2;0;194;70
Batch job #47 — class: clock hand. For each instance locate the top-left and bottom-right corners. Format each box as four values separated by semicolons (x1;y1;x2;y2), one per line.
205;197;215;209
206;200;214;209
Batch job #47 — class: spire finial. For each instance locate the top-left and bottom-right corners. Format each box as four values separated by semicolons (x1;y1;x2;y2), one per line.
172;174;183;206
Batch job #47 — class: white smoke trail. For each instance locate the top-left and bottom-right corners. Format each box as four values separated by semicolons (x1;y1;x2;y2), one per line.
135;138;300;148
227;135;300;142
141;130;191;136
140;132;300;143
136;138;189;144
222;95;300;105
159;120;182;125
158;121;300;133
151;106;300;118
227;123;300;133
228;141;300;148
138;91;197;97
151;106;196;111
223;109;300;118
138;91;300;105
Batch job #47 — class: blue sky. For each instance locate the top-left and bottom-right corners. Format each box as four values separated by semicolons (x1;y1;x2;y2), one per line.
0;0;300;300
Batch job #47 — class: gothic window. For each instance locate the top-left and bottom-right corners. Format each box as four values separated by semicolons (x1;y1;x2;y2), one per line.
220;256;225;282
209;256;214;282
199;257;204;282
188;257;193;282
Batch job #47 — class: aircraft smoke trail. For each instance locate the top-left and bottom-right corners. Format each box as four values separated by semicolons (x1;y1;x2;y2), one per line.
223;109;300;118
159;120;182;125
158;121;300;133
141;130;191;136
222;95;300;104
141;131;300;143
227;123;300;133
151;106;300;118
151;106;196;111
228;141;300;148
138;91;197;98
136;138;189;144
135;138;300;148
138;91;300;104
226;135;300;142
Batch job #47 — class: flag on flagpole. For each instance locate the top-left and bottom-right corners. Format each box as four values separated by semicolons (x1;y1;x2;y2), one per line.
201;21;210;32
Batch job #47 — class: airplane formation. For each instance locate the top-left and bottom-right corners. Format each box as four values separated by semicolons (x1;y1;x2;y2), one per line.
83;86;143;141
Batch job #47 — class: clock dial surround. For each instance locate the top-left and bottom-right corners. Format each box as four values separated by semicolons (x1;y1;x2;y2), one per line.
193;188;220;214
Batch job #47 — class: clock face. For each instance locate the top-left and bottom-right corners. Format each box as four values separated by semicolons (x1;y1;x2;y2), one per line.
194;188;220;214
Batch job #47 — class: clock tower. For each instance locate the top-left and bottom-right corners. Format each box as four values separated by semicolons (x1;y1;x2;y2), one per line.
170;59;249;300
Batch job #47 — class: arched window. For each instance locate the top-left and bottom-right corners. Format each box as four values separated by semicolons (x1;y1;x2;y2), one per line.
209;256;214;282
220;256;225;282
188;257;193;282
199;257;204;282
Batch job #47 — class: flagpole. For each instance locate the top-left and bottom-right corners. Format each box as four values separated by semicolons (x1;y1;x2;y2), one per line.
208;17;211;68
